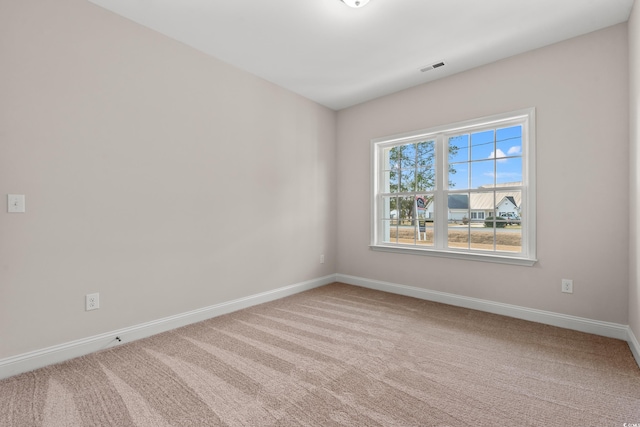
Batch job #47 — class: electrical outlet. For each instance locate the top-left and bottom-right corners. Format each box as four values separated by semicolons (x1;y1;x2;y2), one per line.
561;279;573;294
320;254;325;264
86;293;100;311
7;194;26;213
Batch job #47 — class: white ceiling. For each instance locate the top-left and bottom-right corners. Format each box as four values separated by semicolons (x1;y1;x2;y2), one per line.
88;0;635;110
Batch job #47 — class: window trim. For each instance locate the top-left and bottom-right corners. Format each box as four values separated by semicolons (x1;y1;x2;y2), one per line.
370;108;536;266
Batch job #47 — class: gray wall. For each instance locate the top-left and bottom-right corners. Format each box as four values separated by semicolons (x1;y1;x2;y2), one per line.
0;0;337;359
336;24;630;325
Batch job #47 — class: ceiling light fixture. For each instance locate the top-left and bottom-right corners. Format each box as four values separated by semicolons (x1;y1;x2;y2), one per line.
341;0;370;8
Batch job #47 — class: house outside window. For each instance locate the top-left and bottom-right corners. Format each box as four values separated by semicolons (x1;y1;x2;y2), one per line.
471;211;485;220
371;108;536;266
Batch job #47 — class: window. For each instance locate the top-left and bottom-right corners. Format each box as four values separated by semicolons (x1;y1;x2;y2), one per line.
371;108;536;265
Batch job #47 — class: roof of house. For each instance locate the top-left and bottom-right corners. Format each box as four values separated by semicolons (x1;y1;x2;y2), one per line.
468;192;521;210
448;194;469;209
424;187;522;211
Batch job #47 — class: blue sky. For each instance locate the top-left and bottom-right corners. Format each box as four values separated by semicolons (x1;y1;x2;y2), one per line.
448;125;522;189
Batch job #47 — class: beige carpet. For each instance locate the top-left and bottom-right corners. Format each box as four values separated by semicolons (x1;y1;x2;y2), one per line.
1;282;639;426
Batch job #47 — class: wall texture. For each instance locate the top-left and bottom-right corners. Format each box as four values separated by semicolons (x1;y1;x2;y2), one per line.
0;0;336;359
336;24;630;325
630;3;640;343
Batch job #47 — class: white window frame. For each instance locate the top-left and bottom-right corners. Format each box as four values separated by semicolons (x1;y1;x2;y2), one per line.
370;108;536;266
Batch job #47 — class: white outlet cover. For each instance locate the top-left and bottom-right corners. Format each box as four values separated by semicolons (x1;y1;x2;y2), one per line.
561;279;573;293
7;194;25;213
86;293;100;311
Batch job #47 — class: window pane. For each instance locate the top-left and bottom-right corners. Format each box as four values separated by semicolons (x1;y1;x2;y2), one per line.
386;145;414;170
496;126;522;159
496;190;521;218
471;130;495;161
496;156;522;186
422;195;435;219
416;195;434;246
497;227;522;253
394;225;417;244
448;135;469;163
416;168;436;191
447;193;469;220
471;160;494;189
399;144;416;169
449;161;468;190
398;169;415;192
482;212;521;253
470;227;494;251
415;195;429;214
448;222;470;250
390;170;401;193
389;194;418;244
383;197;399;245
447;193;470;249
468;192;492;223
398;196;415;225
416;140;435;167
495;125;522;186
416;217;434;246
449;134;469;190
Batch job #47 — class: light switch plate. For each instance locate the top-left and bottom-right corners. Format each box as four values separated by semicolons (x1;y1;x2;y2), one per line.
7;194;25;213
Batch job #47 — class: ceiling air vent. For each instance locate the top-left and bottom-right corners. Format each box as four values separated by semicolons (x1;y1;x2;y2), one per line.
420;61;445;72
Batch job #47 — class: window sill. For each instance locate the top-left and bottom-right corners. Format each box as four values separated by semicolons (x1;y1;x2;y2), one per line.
370;244;537;266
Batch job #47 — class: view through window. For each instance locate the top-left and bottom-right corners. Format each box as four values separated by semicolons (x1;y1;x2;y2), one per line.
372;109;536;265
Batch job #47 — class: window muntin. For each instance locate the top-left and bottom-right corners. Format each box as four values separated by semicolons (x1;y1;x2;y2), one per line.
371;109;536;265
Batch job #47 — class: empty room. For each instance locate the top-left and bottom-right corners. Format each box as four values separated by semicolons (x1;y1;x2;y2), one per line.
2;0;640;425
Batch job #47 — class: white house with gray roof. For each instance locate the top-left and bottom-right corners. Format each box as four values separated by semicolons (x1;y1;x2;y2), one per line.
423;183;522;222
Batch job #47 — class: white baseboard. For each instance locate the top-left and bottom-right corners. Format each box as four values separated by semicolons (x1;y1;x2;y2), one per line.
4;273;638;380
0;274;337;380
338;273;640;368
628;327;640;369
336;274;631;341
